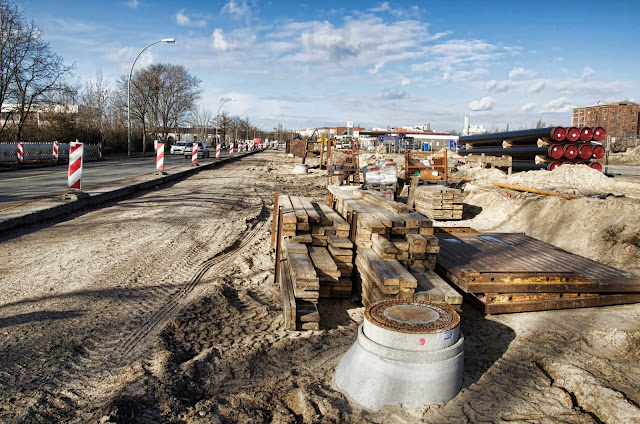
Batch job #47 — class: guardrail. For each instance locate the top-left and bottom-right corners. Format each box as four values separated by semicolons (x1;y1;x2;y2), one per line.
0;142;100;163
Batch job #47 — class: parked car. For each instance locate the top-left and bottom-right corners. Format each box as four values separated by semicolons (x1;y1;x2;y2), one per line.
183;141;210;158
170;141;187;155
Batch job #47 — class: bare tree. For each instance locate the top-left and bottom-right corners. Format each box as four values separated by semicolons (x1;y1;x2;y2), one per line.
191;105;213;142
80;70;110;144
0;3;73;141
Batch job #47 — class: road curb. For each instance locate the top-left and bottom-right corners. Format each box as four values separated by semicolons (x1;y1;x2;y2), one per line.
0;150;258;233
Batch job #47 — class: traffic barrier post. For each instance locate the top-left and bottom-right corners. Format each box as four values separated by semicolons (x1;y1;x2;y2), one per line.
52;141;59;161
68;141;84;190
156;143;164;171
192;142;198;164
230;142;234;156
216;142;221;158
17;141;23;163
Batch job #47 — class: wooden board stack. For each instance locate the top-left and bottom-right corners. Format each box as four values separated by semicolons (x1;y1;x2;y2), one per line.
328;186;462;309
277;194;357;330
413;185;465;220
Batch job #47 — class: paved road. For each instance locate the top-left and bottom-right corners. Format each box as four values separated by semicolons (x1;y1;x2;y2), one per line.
604;164;640;176
0;152;231;203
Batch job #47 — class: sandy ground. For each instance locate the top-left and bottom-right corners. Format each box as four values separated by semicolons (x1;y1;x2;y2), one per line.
0;150;639;423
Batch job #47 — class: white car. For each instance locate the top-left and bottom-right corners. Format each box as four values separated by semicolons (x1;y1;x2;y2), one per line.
170;141;187;155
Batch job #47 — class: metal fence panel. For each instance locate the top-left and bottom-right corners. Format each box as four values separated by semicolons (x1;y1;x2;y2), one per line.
0;142;99;163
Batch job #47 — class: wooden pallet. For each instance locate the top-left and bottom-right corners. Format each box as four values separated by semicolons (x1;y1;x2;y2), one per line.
435;231;640;313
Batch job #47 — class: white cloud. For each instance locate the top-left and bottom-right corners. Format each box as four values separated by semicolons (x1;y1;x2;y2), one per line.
401;78;411;86
508;66;536;80
369;61;386;74
126;0;139;8
222;0;252;24
468;96;495;111
211;28;233;51
369;2;391;12
539;97;575;114
176;9;207;27
529;79;547;93
581;66;595;81
521;102;536;112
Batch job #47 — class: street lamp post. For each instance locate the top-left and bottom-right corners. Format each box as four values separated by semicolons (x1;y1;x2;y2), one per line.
215;98;237;145
128;38;175;157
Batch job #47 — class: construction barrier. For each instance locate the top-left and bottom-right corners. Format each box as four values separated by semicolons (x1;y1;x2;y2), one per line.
156;143;164;171
17;142;24;163
68;141;83;190
97;142;102;159
230;142;234;156
53;141;59;161
0;142;100;163
216;143;221;158
191;142;198;163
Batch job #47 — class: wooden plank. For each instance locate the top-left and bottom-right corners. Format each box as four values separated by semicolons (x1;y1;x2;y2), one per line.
472;292;640;314
290;196;309;223
384;259;418;290
287;251;319;284
327;235;354;249
317;201;350;231
279;258;296;330
372;234;398;254
356;248;400;288
422;271;463;305
436;232;640;293
284;240;308;254
308;245;339;272
413;272;445;303
299;197;321;223
312;202;333;226
278;195;297;224
327;244;353;258
291;234;313;244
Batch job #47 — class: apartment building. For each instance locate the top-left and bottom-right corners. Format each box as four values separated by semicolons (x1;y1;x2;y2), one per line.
572;100;639;137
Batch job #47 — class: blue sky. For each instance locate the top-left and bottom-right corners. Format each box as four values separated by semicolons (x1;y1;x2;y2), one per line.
14;0;640;133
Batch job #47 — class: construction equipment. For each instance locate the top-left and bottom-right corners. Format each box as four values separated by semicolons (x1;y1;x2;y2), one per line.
404;149;448;183
327;138;361;186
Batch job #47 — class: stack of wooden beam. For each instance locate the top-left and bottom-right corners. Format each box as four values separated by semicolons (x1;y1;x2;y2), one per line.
328;186;462;309
277;194;357;330
413;185;465;220
281;240;320;330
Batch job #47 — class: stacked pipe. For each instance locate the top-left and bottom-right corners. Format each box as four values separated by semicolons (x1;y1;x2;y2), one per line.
458;126;606;172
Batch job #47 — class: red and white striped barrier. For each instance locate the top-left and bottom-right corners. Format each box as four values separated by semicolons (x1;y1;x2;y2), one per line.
68;141;83;190
156;143;164;171
17;141;23;163
191;142;198;163
97;142;102;159
216;142;221;158
230;142;234;156
52;141;59;161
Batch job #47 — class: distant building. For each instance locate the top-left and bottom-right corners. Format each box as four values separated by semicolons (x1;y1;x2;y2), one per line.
572;100;639;137
1;103;84;127
468;125;487;135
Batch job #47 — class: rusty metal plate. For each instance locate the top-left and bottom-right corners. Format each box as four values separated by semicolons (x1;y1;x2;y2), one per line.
365;300;460;334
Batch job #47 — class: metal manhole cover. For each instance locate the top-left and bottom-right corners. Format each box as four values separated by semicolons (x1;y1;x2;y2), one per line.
365;300;460;333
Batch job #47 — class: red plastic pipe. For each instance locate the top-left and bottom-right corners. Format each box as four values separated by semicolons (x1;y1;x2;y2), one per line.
565;127;580;142
591;143;605;159
548;144;564;159
548;161;561;171
578;144;593;160
592;127;606;142
579;127;593;141
589;162;602;172
563;144;578;159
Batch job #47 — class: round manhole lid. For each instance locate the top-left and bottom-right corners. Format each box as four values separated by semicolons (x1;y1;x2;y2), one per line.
365;300;460;334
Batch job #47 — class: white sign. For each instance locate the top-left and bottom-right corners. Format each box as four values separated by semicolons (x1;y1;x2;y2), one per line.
354;130;360;138
347;121;354;128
